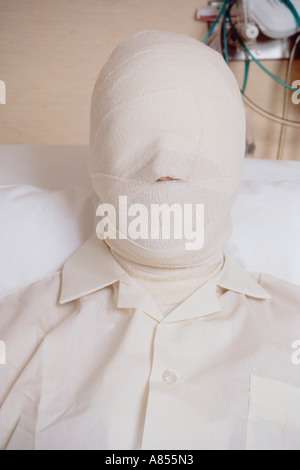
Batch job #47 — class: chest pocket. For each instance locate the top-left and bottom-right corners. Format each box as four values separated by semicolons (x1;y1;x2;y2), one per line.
246;375;300;450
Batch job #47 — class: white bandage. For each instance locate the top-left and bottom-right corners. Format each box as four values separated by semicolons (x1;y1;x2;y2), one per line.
89;30;246;311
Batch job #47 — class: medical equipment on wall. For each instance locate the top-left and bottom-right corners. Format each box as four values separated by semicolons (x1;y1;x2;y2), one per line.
196;0;300;158
249;0;300;39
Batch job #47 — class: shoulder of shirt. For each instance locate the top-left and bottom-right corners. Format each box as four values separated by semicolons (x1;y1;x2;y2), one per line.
0;270;62;306
250;270;300;292
0;267;113;312
249;271;300;313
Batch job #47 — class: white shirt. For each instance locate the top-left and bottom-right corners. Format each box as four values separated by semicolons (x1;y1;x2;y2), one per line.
1;235;300;450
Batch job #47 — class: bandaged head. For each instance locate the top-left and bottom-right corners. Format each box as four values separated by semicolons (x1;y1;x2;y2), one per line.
89;30;246;269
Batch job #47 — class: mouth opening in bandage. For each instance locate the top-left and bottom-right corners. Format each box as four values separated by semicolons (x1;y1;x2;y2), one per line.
156;176;183;182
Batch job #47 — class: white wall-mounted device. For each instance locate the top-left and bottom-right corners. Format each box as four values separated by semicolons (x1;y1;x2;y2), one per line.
249;0;300;39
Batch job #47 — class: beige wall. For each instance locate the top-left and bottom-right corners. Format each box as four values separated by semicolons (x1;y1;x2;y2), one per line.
0;0;299;160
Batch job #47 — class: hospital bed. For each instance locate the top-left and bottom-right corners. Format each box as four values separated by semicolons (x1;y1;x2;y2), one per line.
0;144;299;297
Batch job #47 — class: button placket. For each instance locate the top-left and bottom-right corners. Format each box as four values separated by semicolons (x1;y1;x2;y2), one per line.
154;324;179;385
140;321;182;449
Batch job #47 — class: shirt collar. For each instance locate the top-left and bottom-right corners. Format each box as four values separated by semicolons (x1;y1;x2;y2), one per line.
59;235;271;322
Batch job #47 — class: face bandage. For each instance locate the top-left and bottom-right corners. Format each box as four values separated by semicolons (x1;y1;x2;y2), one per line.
89;30;246;312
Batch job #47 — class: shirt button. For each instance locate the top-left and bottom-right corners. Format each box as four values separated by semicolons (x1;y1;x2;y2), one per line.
162;370;177;385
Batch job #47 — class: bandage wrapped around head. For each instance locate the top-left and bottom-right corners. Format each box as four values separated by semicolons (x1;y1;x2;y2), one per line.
89;30;246;269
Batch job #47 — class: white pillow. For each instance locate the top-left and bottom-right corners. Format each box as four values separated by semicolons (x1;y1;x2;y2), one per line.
0;185;97;297
225;179;300;286
0;164;300;298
